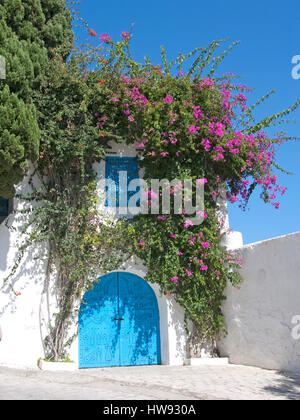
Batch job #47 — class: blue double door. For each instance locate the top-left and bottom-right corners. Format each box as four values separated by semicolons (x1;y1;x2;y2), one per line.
78;272;161;368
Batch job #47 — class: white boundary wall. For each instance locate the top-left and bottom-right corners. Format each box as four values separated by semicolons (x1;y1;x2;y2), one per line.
219;231;300;373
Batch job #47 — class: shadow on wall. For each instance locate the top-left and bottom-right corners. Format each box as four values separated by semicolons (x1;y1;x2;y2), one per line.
0;221;11;273
118;273;161;366
167;295;188;361
0;210;47;318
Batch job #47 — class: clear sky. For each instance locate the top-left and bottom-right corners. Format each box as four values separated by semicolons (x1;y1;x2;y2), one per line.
75;0;300;244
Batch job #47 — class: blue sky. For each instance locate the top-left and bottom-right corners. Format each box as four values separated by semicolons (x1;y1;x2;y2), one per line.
75;0;300;244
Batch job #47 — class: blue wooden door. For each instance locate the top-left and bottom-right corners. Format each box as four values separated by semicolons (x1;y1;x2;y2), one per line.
78;272;161;368
78;272;120;368
118;272;161;366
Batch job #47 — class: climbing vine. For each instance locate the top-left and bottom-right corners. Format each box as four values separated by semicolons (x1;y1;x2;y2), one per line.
4;19;299;360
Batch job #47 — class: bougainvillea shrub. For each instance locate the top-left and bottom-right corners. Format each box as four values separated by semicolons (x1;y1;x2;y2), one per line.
4;21;299;359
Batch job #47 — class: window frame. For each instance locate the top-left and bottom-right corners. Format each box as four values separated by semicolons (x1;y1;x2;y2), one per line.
105;156;140;209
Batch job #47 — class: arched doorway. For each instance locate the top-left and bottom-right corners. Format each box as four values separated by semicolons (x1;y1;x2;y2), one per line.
78;272;161;368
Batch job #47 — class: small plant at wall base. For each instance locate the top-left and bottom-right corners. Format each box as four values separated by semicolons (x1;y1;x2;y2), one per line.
2;13;299;360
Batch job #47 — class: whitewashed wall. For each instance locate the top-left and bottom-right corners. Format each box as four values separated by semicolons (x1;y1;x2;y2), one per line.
219;231;300;373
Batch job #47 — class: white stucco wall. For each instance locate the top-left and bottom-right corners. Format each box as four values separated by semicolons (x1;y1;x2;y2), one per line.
219;231;300;373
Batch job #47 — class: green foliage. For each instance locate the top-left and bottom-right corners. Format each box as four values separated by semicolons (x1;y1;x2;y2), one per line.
11;58;130;360
0;0;73;197
127;211;242;338
0;85;39;196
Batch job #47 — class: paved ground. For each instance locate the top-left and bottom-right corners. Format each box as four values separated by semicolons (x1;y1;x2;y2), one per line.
1;364;300;400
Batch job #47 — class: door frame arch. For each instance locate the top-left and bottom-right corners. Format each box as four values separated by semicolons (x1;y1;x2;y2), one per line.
71;260;188;367
78;270;161;368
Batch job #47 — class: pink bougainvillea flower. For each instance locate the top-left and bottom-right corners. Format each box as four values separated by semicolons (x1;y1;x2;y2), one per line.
213;153;225;161
229;194;238;203
171;276;179;283
139;241;145;246
121;31;131;41
208;122;224;137
185;269;192;276
197;210;208;219
128;116;134;122
157;215;167;220
177;251;183;256
192;105;203;120
188;125;200;135
200;265;208;271
99;33;112;43
145;190;158;200
215;269;221;277
201;138;211;151
184;219;194;228
198;77;214;89
270;175;277;184
170;233;176;238
188;236;197;246
88;28;97;37
211;190;219;199
196;178;207;185
201;241;210;248
163;94;173;104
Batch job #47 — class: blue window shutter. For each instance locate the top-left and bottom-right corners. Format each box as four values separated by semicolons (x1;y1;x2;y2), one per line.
105;157;140;207
0;197;9;224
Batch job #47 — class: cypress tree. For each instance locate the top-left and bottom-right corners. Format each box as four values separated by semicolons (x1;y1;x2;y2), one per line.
0;0;73;197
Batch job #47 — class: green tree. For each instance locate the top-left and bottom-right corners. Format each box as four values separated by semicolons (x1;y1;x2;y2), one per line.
0;0;73;197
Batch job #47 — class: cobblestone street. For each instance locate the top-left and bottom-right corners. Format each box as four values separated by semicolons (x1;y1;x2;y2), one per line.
1;364;300;400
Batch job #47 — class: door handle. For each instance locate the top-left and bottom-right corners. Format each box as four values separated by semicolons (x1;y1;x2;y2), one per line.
114;318;124;322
